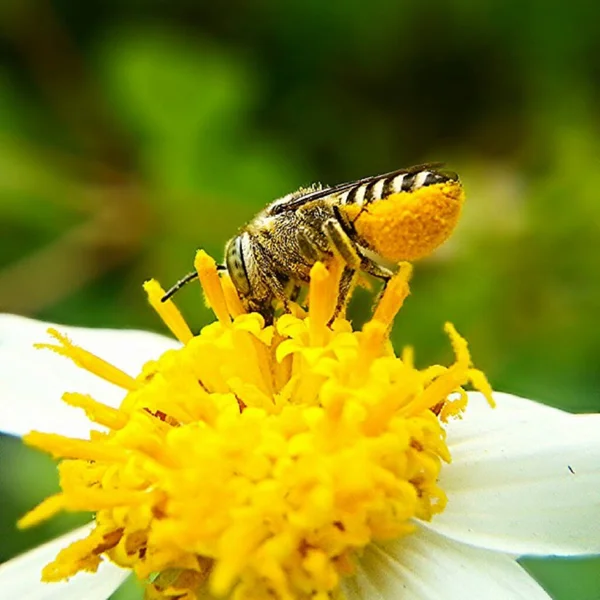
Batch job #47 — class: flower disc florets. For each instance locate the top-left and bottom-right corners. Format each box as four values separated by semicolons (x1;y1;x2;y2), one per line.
21;251;492;600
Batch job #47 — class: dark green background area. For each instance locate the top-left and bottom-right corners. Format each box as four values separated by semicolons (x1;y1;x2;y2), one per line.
0;1;599;598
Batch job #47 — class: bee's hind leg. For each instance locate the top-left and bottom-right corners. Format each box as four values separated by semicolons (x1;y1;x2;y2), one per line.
315;219;364;321
358;256;393;280
358;256;394;306
297;220;358;321
321;219;362;270
322;218;396;315
331;266;358;323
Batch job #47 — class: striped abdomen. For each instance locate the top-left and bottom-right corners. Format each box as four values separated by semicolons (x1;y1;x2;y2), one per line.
338;168;458;207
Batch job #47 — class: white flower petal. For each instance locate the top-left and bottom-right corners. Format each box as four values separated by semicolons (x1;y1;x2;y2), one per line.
0;314;179;438
0;525;129;600
342;526;551;600
426;391;600;556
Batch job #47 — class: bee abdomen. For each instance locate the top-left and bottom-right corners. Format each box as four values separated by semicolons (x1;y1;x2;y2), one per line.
340;169;457;206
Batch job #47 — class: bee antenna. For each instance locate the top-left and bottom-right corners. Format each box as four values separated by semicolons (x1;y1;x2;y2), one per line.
161;264;228;302
161;271;198;302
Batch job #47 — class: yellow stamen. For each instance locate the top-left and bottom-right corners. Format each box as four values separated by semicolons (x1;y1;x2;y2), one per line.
62;488;160;510
398;325;475;418
469;368;496;407
401;345;414;368
19;489;157;530
356;320;387;372
24;431;128;462
444;322;470;369
308;260;341;346
195;250;231;325
221;273;246;318
399;365;466;417
444;322;494;408
35;329;140;391
22;248;493;600
62;392;128;429
18;494;65;529
144;279;194;344
42;527;123;581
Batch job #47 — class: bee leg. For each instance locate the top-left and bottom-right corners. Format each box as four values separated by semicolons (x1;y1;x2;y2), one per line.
288;283;302;303
330;266;358;323
322;218;395;311
319;219;366;321
358;257;394;306
250;239;294;314
296;220;334;262
247;297;275;324
359;257;394;281
322;219;361;269
296;228;323;263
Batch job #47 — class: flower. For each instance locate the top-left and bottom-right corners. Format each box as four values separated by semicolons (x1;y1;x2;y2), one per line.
0;251;599;600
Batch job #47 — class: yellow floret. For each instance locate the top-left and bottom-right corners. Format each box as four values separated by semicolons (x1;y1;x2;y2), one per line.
343;181;465;261
20;251;492;600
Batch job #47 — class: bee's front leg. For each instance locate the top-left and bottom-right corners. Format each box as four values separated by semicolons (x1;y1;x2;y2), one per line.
245;237;291;320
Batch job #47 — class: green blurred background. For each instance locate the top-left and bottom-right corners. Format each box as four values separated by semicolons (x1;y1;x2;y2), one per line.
1;1;599;598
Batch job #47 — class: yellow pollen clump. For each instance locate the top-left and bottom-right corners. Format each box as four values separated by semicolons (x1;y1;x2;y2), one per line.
20;249;492;600
343;181;465;261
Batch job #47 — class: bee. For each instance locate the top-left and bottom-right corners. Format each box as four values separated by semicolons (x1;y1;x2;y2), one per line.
163;164;464;322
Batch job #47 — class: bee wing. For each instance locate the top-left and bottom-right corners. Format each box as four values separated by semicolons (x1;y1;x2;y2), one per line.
268;163;444;215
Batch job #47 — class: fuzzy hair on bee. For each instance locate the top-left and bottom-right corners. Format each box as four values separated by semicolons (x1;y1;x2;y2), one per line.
163;164;465;322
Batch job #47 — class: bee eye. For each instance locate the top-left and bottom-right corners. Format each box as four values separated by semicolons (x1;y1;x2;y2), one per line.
225;236;251;295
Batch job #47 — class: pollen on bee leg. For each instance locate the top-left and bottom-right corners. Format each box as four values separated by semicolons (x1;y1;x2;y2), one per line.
35;329;141;391
195;250;232;326
144;279;194;344
372;262;413;328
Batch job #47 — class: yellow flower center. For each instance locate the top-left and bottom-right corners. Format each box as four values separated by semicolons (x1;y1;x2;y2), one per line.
20;251;493;600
